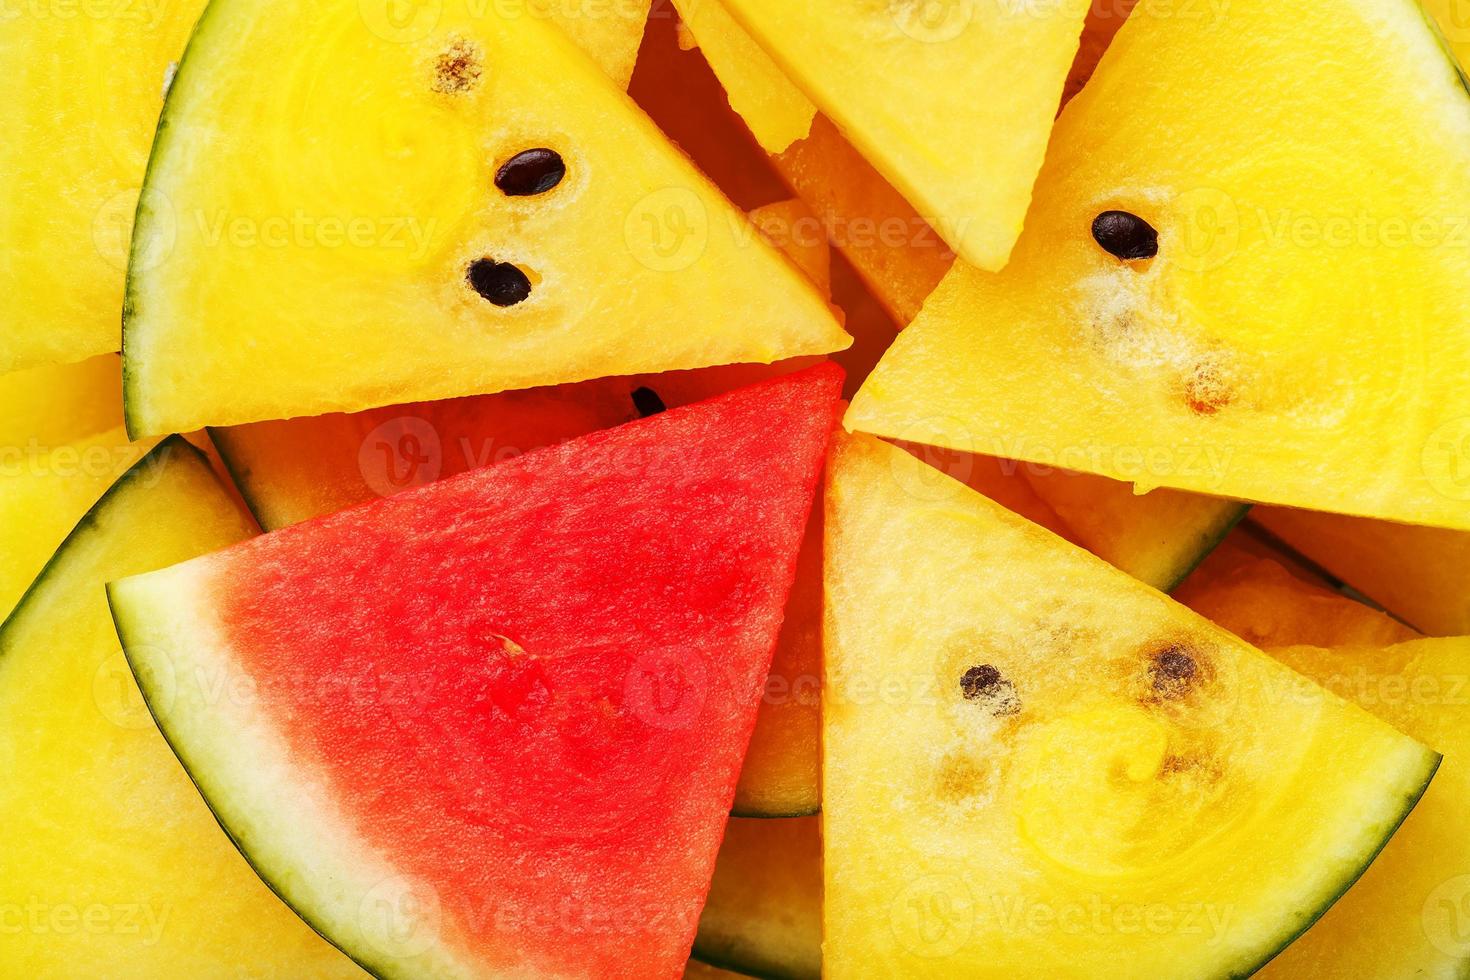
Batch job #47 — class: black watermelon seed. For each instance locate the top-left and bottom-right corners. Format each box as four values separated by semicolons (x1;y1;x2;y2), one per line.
467;259;532;307
632;387;667;418
495;149;566;197
1092;210;1159;261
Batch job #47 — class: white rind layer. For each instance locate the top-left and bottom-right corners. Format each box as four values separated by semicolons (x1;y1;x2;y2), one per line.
109;560;483;980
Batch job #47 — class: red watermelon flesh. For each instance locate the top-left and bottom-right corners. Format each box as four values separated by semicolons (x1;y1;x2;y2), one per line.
109;364;843;980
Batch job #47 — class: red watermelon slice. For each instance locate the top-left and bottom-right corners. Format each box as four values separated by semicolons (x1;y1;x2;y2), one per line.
107;364;842;980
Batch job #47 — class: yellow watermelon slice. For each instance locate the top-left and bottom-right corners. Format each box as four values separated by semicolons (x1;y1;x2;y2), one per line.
671;0;815;153
823;432;1438;977
0;438;360;975
717;0;1090;270
0;428;154;623
694;815;821;979
122;0;848;436
1264;638;1470;978
0;355;122;450
1253;507;1470;636
1176;543;1418;651
0;0;650;376
0;0;206;373
849;0;1470;530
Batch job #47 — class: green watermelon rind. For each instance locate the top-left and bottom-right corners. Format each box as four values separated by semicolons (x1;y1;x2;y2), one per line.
0;435;198;643
119;0;225;441
688;948;787;980
1244;752;1441;978
109;566;460;980
729;801;821;820
1159;501;1252;594
205;425;279;530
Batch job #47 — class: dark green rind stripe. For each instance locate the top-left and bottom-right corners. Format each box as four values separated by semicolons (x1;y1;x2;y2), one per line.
1239;750;1444;978
1163;502;1252;595
204;426;276;531
120;0;229;439
108;583;393;980
1415;0;1470;101
0;436;201;646
689;946;795;980
729;804;822;820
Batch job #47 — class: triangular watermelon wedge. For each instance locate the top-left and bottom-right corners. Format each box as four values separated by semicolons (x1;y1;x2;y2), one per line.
121;0;849;436
848;0;1470;530
108;365;843;979
823;432;1438;977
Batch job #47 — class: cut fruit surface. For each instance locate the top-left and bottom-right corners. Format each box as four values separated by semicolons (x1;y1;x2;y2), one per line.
773;117;953;327
0;355;123;450
1253;507;1470;636
1022;467;1247;591
747;199;831;297
0;0;641;379
671;0;814;153
123;0;848;436
110;367;842;979
733;505;822;817
1176;545;1417;650
0;428;154;623
849;0;1470;529
536;0;652;89
1262;638;1470;978
719;0;1090;270
694;816;822;980
0;438;360;976
213;363;792;531
823;432;1438;977
215;362;824;817
1062;0;1136;104
0;0;207;372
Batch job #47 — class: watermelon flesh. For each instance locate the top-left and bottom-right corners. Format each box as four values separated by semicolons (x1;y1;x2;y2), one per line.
109;365;843;979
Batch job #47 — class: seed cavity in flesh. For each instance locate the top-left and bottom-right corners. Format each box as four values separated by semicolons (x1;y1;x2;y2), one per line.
632;387;667;418
433;38;483;95
1092;210;1159;261
1181;356;1235;416
959;664;1022;717
1148;646;1199;698
496;149;567;197
467;259;532;307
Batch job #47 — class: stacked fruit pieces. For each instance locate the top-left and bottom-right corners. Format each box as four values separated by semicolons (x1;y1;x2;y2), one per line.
5;0;1470;976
